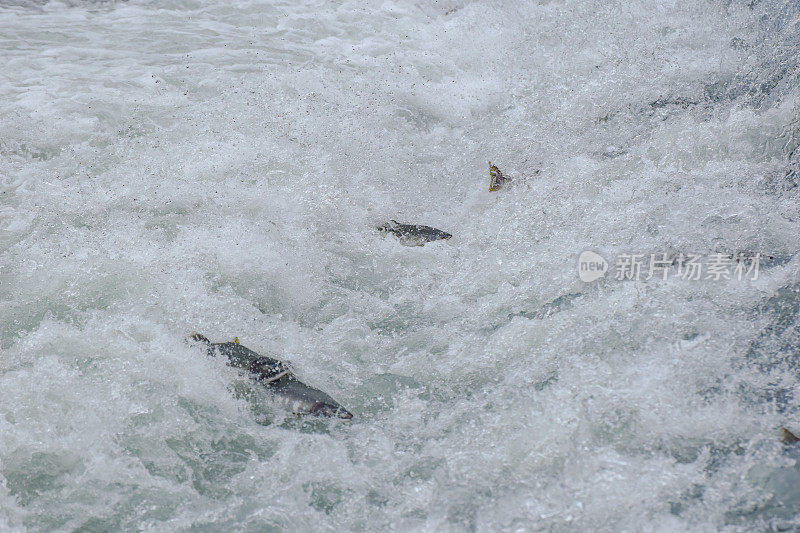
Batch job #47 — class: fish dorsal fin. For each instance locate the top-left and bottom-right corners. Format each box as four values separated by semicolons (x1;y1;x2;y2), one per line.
489;162;511;191
189;332;211;344
232;337;239;344
378;220;398;233
780;427;800;445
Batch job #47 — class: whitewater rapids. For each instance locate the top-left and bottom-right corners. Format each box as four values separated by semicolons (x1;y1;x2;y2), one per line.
1;0;800;530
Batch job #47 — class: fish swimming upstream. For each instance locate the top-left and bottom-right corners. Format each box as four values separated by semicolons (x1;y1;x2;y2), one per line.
190;333;353;419
378;220;452;246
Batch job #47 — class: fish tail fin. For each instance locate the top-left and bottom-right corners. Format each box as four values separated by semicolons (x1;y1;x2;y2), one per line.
780;427;800;445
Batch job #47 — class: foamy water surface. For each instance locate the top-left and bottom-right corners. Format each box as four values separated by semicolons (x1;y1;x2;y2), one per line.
1;0;800;530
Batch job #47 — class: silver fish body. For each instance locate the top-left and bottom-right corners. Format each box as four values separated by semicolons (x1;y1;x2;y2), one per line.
378;220;452;246
190;333;353;419
268;378;353;418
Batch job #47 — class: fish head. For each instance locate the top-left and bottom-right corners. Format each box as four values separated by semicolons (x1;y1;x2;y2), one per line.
309;401;354;419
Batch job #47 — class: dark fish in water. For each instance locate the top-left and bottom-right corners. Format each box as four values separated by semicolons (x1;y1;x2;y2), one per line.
190;333;353;419
378;220;452;246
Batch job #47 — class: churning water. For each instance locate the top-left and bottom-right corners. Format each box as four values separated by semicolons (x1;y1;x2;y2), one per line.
1;0;800;530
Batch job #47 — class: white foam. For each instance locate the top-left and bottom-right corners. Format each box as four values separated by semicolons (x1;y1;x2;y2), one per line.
1;0;799;529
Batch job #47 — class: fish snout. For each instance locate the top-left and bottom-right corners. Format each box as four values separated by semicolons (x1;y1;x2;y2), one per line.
310;401;353;420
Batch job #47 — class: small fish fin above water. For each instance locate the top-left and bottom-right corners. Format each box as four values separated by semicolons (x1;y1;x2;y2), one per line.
489;162;511;191
189;332;211;344
377;220;399;232
780;427;800;445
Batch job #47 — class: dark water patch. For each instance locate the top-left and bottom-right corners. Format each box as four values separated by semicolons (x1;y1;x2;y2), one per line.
164;431;263;498
738;282;800;414
229;379;280;426
746;282;800;370
351;373;428;415
649;97;700;110
777;143;800;192
141;398;279;496
0;140;62;162
713;2;800;111
723;445;800;530
478;291;584;336
669;483;706;518
367;303;424;335
507;292;584;321
3;450;83;506
303;480;346;515
276;416;343;434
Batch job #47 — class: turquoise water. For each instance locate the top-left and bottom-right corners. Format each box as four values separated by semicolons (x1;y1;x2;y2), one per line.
1;0;800;530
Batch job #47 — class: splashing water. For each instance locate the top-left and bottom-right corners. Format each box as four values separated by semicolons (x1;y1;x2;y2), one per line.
1;0;800;530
